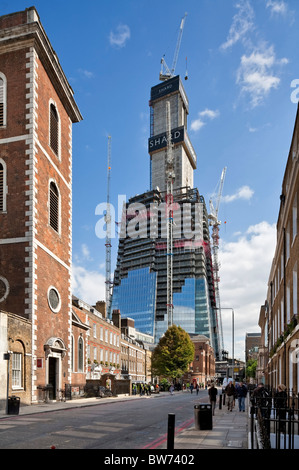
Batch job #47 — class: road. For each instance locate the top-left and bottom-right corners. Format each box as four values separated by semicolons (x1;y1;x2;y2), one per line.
0;390;209;449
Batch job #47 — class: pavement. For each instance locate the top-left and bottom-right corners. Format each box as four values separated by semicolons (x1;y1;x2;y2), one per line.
0;391;249;450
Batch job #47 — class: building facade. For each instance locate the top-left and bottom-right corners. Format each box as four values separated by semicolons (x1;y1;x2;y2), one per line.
111;75;219;358
182;334;215;387
259;104;299;392
0;7;82;403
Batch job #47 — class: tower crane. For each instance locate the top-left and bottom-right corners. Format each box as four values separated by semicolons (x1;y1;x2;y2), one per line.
166;101;175;327
208;167;227;359
105;136;112;317
159;12;187;82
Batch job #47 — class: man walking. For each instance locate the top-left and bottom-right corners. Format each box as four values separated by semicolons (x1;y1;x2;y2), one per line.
225;381;235;412
236;381;247;412
208;383;218;415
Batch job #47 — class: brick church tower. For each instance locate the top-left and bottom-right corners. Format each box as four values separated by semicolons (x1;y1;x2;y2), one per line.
0;8;82;402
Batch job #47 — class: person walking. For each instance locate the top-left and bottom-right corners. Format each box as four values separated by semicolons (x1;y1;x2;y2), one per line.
236;381;247;412
208;382;218;415
169;384;174;396
274;384;287;432
225;381;235;411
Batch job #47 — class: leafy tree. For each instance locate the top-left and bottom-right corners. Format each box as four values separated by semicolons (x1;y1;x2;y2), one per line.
151;325;195;381
246;359;257;378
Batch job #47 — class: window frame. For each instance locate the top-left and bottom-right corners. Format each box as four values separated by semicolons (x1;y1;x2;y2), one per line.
49;180;60;234
0;72;7;128
0;159;7;212
49;100;61;159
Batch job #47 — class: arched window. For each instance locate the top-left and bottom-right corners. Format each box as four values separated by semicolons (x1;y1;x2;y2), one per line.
0;160;7;212
49;181;59;232
78;337;84;372
49;102;59;156
0;73;7;127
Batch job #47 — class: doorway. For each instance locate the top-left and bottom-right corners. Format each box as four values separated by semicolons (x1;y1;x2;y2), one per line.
48;357;57;400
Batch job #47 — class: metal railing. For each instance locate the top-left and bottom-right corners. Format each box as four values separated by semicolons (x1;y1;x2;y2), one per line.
250;388;299;449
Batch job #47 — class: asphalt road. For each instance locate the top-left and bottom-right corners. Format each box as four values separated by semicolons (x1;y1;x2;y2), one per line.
0;390;209;449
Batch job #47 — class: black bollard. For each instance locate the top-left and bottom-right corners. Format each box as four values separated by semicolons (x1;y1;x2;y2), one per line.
219;393;222;409
167;413;175;450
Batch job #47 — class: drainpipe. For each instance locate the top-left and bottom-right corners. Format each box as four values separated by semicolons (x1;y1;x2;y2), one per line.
283;227;287;386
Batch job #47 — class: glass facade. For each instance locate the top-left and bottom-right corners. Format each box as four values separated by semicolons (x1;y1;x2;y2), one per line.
111;267;157;336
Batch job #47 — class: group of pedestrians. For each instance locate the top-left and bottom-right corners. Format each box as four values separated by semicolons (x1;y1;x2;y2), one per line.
224;380;248;412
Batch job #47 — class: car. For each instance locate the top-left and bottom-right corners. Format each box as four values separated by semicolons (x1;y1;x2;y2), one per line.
98;386;113;398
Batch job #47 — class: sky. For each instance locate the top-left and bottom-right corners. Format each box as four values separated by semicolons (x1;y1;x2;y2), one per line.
4;0;299;361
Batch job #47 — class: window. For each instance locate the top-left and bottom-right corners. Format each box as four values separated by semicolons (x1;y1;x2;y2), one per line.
50;103;59;156
0;159;7;212
0;73;7;127
12;353;22;388
293;263;297;316
293;194;297;242
48;286;61;313
49;181;59;232
78;337;84;372
93;324;97;338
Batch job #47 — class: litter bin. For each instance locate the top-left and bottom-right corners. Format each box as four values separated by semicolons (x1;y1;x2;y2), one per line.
194;403;212;430
7;396;20;415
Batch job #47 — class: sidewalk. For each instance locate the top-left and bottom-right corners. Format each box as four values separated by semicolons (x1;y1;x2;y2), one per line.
0;393;151;419
166;401;249;450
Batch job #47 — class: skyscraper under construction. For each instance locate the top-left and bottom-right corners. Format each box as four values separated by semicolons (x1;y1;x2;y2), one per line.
110;74;221;359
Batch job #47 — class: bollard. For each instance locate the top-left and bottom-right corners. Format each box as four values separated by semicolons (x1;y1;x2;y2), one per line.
219;393;222;409
223;392;226;406
167;413;175;450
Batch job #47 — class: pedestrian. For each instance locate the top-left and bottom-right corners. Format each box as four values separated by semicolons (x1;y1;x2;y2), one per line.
225;381;235;411
190;383;193;394
208;382;218;415
252;382;270;418
236;381;247;412
275;384;287;432
169;384;174;396
196;384;199;395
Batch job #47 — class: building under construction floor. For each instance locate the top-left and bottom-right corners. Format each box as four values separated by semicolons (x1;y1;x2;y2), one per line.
110;74;221;358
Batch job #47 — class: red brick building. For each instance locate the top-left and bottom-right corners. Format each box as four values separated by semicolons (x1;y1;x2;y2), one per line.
0;8;82;402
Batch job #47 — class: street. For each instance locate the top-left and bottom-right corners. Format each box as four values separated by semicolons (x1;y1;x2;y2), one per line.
0;390;209;449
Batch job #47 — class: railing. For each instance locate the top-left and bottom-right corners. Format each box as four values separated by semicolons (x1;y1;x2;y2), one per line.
250;388;299;449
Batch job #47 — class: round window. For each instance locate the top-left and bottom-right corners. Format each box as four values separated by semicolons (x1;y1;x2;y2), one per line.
0;277;9;303
48;287;61;313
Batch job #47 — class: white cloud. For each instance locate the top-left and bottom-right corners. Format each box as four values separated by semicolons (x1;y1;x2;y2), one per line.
266;0;287;15
220;0;255;51
222;185;254;203
191;108;220;132
236;45;288;107
219;221;276;360
72;264;105;305
109;24;131;48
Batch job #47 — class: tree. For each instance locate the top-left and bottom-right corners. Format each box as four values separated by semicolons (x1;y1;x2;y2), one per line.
246;359;257;379
151;325;195;381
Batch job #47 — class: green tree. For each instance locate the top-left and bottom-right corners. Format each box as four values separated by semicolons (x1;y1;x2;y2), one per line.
246;359;257;378
151;325;195;381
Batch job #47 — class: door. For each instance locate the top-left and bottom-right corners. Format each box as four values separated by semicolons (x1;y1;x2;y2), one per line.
48;357;57;400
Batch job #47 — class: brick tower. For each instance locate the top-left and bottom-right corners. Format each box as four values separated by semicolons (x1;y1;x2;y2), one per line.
0;8;82;402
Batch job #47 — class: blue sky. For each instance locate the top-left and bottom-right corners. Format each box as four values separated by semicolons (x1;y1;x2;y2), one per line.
6;0;299;360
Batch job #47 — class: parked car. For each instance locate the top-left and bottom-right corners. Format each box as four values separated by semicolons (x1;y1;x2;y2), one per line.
98;386;113;398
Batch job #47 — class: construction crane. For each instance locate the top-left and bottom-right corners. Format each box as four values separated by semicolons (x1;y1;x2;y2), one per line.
159;12;188;82
105;136;112;317
208;167;227;359
165;101;175;327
